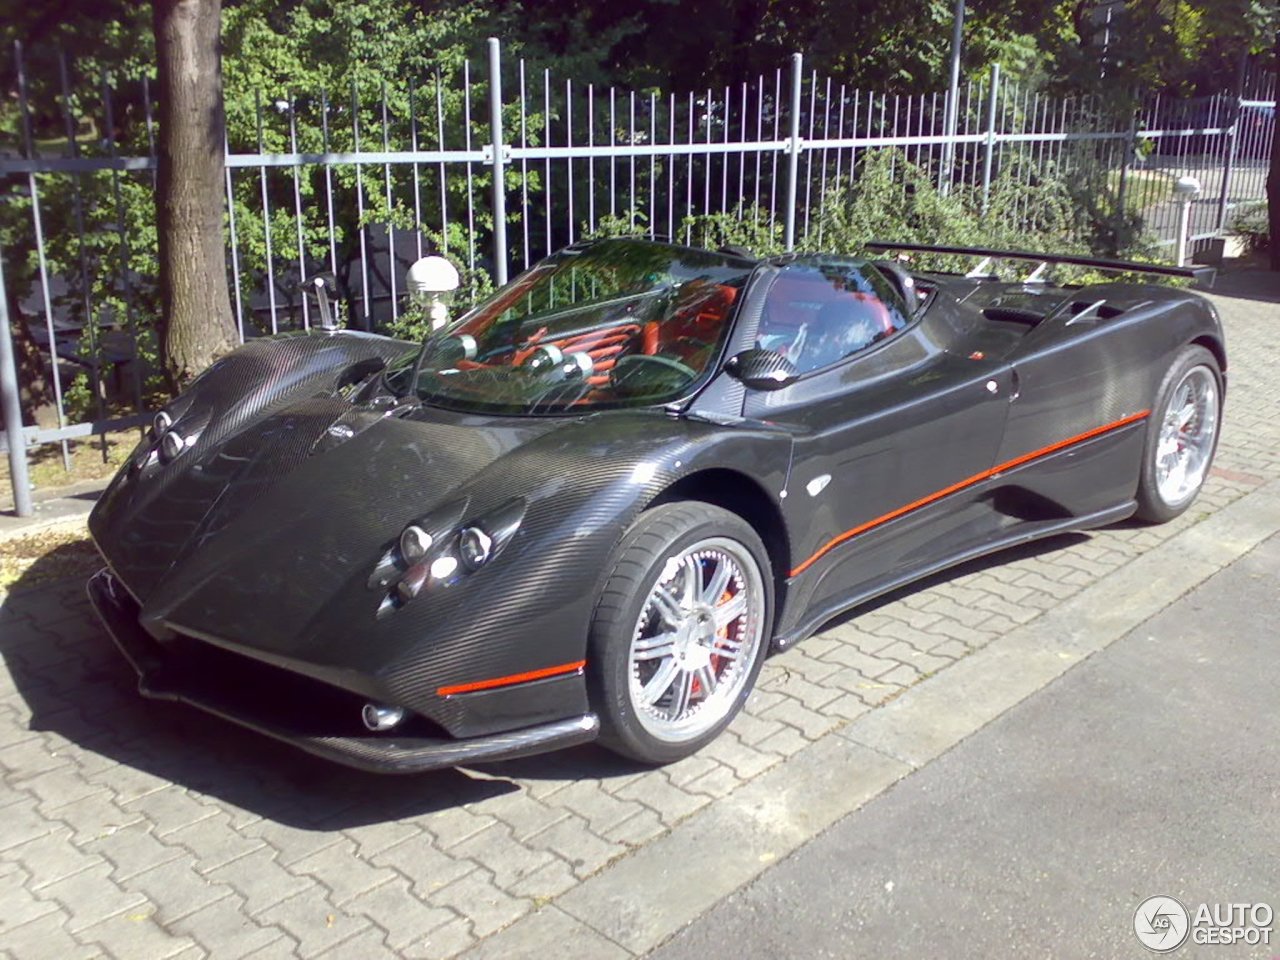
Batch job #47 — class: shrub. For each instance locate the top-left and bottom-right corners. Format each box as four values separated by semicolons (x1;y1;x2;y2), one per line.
649;151;1165;281
1230;202;1270;252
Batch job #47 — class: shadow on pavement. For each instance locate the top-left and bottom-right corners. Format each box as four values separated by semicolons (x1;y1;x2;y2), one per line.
486;531;1100;783
1207;264;1280;304
475;742;653;782
822;531;1091;626
0;550;519;828
0;527;1119;801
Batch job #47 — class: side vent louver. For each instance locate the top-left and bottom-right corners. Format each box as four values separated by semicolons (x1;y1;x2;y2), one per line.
982;305;1045;324
1066;300;1127;323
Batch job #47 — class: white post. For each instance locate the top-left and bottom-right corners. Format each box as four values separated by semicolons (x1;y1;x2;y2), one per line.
1173;176;1202;266
1176;201;1192;266
941;0;966;196
487;38;508;286
783;53;803;251
980;63;1000;213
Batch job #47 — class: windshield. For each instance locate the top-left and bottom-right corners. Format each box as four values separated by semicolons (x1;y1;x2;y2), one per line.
389;239;754;414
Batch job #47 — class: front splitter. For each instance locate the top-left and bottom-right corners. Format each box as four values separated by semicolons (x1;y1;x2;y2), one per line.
86;568;600;774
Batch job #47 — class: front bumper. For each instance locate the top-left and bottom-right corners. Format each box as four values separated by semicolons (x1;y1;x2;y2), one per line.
87;568;599;774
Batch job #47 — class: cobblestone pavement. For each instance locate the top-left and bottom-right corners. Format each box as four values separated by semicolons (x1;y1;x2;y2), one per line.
2;273;1276;960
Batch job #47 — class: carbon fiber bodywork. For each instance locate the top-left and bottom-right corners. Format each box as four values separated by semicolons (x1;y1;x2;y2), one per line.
87;241;1226;772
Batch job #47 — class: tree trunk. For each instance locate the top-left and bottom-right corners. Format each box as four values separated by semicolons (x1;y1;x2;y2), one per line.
153;0;239;386
1269;26;1280;271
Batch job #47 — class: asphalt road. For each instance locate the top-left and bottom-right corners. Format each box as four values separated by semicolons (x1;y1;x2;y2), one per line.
649;532;1280;960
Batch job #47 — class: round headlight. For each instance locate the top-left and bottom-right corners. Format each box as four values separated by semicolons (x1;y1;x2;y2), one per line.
159;430;185;461
399;525;433;564
153;411;173;437
458;527;493;570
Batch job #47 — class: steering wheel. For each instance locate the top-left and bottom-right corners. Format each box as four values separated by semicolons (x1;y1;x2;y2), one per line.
609;353;699;397
612;353;698;380
527;378;593;411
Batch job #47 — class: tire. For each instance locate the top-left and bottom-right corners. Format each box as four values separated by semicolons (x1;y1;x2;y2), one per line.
587;502;773;764
1134;344;1223;524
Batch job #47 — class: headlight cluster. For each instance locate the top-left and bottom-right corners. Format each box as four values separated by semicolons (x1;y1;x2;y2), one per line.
130;405;202;474
458;527;493;570
370;499;525;619
399;525;433;563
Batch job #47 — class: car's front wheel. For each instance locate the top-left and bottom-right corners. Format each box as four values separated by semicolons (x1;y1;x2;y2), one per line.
1134;344;1222;523
588;502;772;764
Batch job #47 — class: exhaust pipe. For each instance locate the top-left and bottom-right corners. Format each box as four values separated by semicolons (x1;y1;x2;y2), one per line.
362;703;405;732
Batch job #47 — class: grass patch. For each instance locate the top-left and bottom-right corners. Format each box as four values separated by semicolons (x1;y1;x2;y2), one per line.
1;430;137;511
0;523;101;593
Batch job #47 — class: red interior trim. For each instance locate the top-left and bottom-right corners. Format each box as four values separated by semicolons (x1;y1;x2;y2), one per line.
437;660;586;697
788;410;1150;577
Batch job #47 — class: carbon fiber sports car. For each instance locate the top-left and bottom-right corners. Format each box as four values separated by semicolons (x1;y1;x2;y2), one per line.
87;237;1225;772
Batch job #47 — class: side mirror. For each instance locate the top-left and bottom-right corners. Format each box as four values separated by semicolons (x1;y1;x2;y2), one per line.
724;349;799;391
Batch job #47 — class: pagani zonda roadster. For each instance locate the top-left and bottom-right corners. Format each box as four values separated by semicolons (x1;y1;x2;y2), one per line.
87;238;1225;772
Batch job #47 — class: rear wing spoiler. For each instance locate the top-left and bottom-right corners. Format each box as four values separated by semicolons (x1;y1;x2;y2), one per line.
864;241;1216;287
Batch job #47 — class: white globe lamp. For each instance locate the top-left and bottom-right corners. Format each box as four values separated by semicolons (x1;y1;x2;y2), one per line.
406;256;461;331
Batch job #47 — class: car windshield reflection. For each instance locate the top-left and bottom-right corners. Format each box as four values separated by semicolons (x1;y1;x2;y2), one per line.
389;239;754;414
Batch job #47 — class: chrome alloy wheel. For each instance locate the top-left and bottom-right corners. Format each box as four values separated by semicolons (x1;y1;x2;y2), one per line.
627;537;765;743
1155;365;1219;507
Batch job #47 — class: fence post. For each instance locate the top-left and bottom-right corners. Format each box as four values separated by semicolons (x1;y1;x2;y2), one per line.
981;63;1001;214
784;53;803;252
1116;105;1137;223
940;0;966;196
1215;96;1239;232
487;38;509;286
0;246;34;518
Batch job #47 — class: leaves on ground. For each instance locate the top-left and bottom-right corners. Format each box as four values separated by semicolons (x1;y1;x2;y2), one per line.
0;523;101;593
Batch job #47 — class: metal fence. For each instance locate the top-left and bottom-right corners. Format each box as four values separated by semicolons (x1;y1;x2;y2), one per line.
1;39;1276;514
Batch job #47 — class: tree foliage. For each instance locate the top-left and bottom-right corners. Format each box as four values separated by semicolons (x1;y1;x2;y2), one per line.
0;0;1275;428
1030;0;1278;97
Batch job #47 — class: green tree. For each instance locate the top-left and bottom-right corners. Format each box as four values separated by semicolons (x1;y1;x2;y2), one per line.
3;0;1276;429
1033;0;1278;95
493;0;1054;93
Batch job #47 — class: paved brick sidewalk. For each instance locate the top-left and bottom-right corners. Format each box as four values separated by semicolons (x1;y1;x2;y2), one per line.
1;272;1276;960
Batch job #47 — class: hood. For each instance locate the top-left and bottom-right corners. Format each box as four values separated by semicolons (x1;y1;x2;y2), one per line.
90;390;567;649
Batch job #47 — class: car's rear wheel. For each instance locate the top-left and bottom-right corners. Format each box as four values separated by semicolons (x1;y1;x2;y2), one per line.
1134;344;1222;523
588;502;772;764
